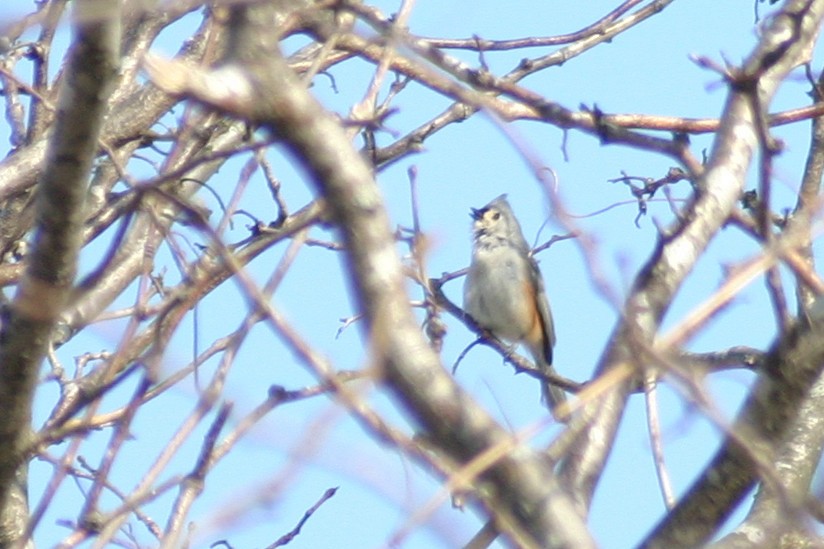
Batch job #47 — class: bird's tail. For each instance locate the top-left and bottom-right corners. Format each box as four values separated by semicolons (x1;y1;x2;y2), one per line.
539;360;568;422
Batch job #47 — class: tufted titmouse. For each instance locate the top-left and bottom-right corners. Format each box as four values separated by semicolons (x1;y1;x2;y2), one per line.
463;195;567;418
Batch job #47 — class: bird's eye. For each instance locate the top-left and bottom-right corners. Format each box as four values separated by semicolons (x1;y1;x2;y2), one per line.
491;211;501;221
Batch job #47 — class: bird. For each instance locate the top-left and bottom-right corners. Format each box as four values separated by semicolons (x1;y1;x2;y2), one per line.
462;194;567;419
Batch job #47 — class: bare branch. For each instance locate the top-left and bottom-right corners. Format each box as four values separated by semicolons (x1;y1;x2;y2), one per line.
0;2;120;542
560;0;824;524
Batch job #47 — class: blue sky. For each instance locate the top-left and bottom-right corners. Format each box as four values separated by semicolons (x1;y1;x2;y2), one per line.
3;0;823;547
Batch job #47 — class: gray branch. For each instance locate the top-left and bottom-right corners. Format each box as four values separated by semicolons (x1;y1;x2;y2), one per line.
559;0;824;526
144;2;597;546
0;0;120;543
642;301;824;548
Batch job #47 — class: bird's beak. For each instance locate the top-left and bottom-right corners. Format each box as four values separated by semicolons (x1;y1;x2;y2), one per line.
470;207;484;220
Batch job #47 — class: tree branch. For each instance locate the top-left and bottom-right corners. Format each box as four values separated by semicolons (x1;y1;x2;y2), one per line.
559;0;824;521
144;2;596;546
0;1;120;543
